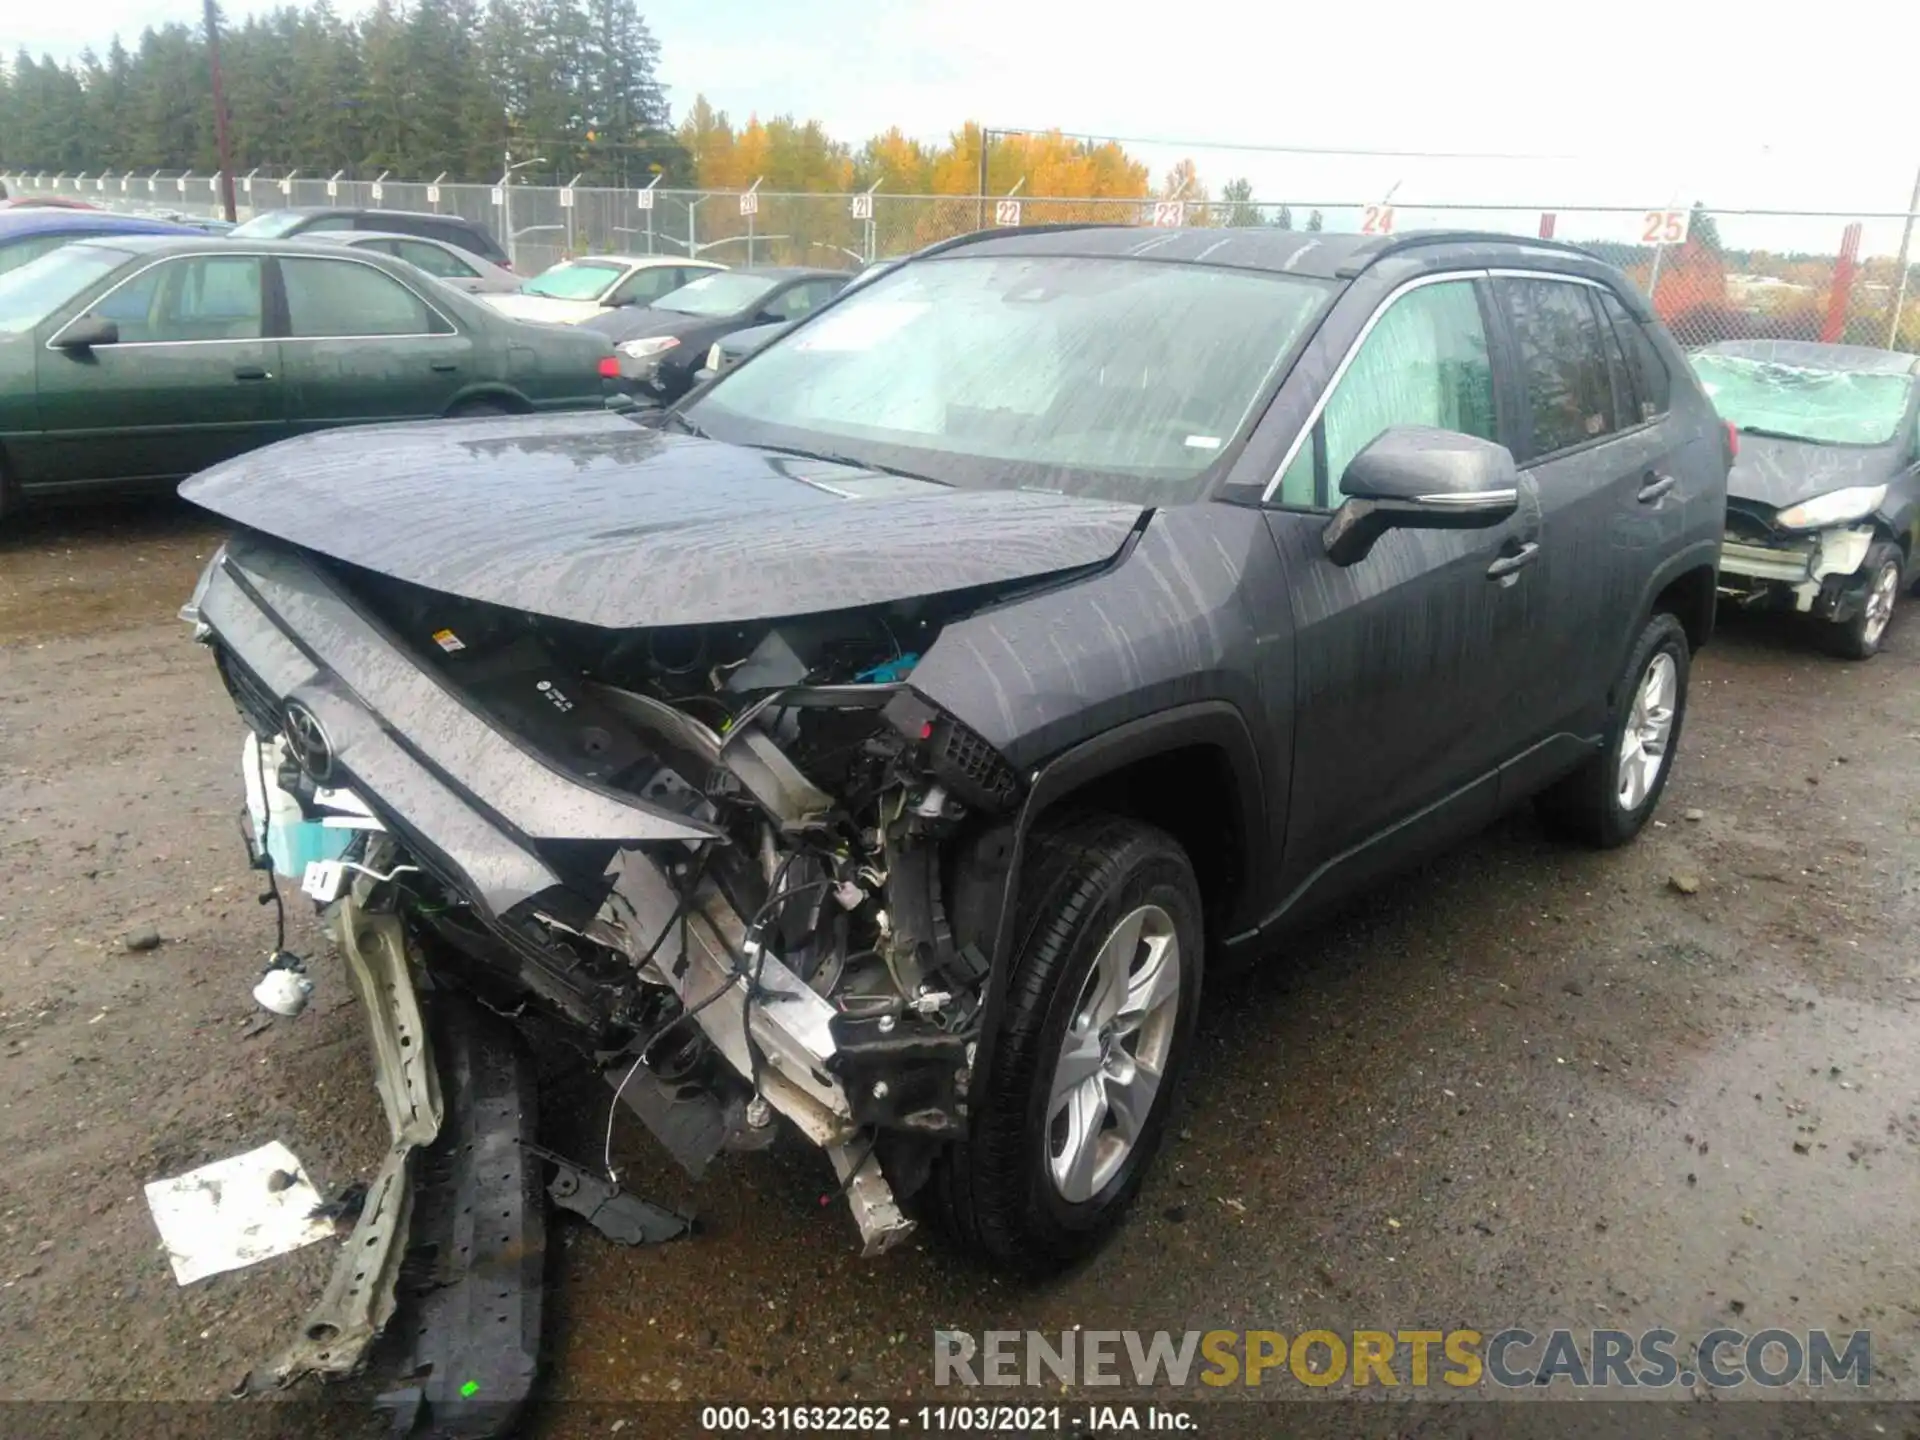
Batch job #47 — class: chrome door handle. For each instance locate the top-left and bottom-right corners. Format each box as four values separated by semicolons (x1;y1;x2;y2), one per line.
1486;541;1540;580
1638;473;1677;504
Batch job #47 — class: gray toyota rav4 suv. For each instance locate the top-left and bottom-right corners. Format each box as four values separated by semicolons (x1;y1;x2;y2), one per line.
181;226;1726;1330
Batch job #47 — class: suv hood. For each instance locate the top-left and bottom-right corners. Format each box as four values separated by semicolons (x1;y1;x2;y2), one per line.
178;411;1145;628
1727;432;1902;511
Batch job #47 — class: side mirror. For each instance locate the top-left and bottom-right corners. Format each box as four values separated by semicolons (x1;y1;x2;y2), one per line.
1321;426;1520;567
55;315;120;351
753;309;785;327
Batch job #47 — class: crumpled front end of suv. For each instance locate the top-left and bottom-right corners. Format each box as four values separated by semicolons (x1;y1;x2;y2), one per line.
189;527;1027;1239
178;417;1149;1312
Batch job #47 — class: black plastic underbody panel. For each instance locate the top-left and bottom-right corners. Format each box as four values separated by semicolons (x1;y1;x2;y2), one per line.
376;993;544;1440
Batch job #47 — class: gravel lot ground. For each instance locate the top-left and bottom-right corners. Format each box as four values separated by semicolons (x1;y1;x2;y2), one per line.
3;499;1917;1435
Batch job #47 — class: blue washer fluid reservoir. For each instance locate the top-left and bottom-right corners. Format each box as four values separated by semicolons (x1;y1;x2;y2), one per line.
241;732;351;881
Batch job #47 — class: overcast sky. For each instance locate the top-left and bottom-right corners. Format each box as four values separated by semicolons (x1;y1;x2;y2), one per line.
18;1;1920;248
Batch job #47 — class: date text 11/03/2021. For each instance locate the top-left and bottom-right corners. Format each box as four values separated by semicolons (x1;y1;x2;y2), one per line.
700;1405;1194;1432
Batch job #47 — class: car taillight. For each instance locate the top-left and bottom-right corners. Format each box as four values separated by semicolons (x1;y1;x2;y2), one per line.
597;355;620;379
1724;420;1739;461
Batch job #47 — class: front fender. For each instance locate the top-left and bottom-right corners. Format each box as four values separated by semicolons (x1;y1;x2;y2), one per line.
960;699;1268;1137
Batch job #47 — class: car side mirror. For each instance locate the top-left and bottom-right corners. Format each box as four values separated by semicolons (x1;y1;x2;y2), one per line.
753;309;785;327
55;315;120;351
1321;426;1520;567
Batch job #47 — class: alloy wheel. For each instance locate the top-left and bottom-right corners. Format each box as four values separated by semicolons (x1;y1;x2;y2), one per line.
1044;904;1182;1203
1861;560;1899;649
1616;652;1677;812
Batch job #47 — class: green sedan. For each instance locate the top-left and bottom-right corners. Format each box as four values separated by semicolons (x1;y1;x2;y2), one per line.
0;234;619;513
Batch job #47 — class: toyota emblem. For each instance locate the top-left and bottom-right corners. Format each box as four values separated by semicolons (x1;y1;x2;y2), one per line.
282;701;334;783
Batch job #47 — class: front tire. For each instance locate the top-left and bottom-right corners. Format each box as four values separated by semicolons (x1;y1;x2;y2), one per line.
927;815;1202;1271
1536;612;1691;848
1824;541;1901;660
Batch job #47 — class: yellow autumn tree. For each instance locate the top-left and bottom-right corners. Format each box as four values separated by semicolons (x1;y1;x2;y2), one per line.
858;127;934;194
682;101;1161;201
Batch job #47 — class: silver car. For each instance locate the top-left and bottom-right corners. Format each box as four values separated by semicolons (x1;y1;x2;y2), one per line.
321;230;521;295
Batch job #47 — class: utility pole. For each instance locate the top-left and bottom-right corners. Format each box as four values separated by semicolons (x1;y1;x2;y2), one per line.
976;127;993;230
1886;159;1920;350
203;0;238;222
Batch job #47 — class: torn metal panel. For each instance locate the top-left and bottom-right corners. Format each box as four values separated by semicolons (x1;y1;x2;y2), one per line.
828;1138;914;1257
599;847;853;1146
591;683;835;831
258;878;442;1387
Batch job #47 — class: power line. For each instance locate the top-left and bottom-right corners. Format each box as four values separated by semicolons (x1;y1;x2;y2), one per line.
981;125;1581;163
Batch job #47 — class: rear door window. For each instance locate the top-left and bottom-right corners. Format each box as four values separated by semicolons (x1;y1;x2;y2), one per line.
1501;277;1620;458
279;256;449;337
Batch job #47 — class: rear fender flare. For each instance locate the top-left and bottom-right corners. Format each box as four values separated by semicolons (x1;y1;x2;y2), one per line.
1624;538;1721;674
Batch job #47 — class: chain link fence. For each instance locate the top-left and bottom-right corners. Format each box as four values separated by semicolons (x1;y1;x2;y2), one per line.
6;169;1916;354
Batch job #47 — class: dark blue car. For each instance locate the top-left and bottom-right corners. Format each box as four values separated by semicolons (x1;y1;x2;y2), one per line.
0;210;202;275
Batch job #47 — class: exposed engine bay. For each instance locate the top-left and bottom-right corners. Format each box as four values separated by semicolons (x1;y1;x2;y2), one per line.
204;544;1039;1255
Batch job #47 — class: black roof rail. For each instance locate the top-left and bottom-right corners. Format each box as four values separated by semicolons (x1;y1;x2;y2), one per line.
904;221;1124;263
1335;229;1602;278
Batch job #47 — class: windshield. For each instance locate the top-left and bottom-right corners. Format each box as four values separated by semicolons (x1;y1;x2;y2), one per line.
684;255;1332;502
657;271;783;317
0;244;129;334
1692;353;1915;446
521;260;625;300
229;211;309;239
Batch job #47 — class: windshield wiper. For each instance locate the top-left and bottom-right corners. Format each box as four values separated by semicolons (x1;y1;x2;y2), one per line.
1733;426;1814;443
746;442;951;486
659;410;708;438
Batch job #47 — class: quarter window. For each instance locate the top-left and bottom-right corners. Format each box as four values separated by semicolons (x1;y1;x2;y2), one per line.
1502;277;1619;457
1277;279;1497;507
280;257;447;337
1597;290;1671;422
101;255;264;342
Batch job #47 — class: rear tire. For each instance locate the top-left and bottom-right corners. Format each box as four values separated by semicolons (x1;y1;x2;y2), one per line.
1536;612;1691;849
1823;541;1901;660
925;814;1202;1272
